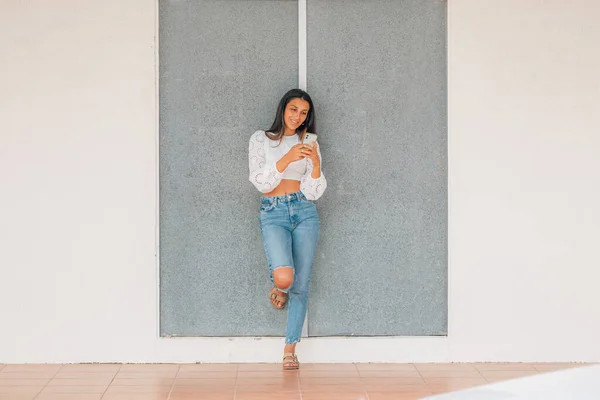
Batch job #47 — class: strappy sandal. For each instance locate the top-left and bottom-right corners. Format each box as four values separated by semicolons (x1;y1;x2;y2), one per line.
283;353;299;370
269;287;287;309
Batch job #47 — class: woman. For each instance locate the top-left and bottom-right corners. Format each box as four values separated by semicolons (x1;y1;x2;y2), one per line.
248;89;327;370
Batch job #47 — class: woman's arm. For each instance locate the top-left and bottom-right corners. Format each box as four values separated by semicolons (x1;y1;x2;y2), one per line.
248;131;284;193
300;142;327;200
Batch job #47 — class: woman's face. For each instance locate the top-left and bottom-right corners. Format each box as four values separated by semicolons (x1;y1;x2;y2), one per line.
283;98;310;133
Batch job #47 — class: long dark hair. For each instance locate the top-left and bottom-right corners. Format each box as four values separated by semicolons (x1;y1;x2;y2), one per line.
265;89;316;142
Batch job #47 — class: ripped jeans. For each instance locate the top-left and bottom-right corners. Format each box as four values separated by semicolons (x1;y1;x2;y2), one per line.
259;191;320;345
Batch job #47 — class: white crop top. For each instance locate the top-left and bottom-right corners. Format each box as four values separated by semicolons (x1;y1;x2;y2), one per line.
248;130;327;200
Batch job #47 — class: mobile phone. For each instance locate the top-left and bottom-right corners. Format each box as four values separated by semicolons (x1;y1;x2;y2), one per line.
302;132;318;146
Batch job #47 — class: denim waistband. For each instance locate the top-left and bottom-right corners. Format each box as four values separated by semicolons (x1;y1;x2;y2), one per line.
262;191;306;203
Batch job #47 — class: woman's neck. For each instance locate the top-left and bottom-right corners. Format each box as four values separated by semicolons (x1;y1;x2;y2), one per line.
283;128;296;136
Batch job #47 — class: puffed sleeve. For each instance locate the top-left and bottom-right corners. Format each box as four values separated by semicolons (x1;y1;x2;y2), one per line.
248;130;283;193
300;143;327;200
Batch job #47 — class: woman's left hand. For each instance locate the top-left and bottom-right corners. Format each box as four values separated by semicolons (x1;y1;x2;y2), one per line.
303;142;320;168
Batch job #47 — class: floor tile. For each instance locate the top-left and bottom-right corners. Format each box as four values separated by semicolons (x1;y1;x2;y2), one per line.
0;378;50;386
237;369;299;378
175;370;237;379
532;362;589;371
358;370;421;378
236;396;300;400
114;371;178;379
110;378;174;386
0;386;44;395
299;369;359;378
236;376;299;385
424;377;488;385
52;372;116;380
427;378;489;393
415;363;476;371
0;395;39;400
118;364;179;372
301;397;362;400
100;394;170;400
300;377;365;386
0;372;58;379
39;386;107;394
301;391;367;400
473;362;537;371
0;368;59;380
301;385;366;393
478;369;540;381
169;394;234;400
236;385;300;393
356;363;418;371
102;385;171;394
0;365;61;373
47;378;113;386
368;392;431;400
362;384;429;393
235;389;301;397
170;385;236;394
178;364;238;372
237;364;284;371
0;362;591;400
59;365;120;373
359;377;426;386
418;369;483;378
173;377;236;386
300;364;359;371
36;394;103;400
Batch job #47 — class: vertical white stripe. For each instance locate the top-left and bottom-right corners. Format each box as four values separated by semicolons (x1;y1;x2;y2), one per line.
299;0;309;338
154;0;161;338
298;0;307;91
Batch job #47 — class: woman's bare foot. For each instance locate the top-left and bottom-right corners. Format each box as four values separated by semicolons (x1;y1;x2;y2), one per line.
269;287;287;309
283;353;299;370
283;344;299;370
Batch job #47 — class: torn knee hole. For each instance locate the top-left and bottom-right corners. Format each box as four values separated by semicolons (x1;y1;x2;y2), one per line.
273;266;294;290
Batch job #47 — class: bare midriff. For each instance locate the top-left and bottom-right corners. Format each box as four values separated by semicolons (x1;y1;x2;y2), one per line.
264;179;301;197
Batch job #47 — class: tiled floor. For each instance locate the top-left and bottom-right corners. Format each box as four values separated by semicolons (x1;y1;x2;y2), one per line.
0;362;593;400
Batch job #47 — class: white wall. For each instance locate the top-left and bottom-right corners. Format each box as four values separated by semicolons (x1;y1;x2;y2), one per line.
1;0;598;363
447;0;600;362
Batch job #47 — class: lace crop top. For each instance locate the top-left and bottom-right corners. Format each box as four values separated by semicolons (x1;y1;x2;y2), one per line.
248;130;327;200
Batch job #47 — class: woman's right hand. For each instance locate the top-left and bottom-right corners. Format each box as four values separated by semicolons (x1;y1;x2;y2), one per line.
277;144;310;173
285;144;311;163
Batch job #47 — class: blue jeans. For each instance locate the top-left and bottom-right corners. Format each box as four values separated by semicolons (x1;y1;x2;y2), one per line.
259;191;320;345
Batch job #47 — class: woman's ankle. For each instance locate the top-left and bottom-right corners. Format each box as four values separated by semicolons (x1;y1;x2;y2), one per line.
284;344;296;354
